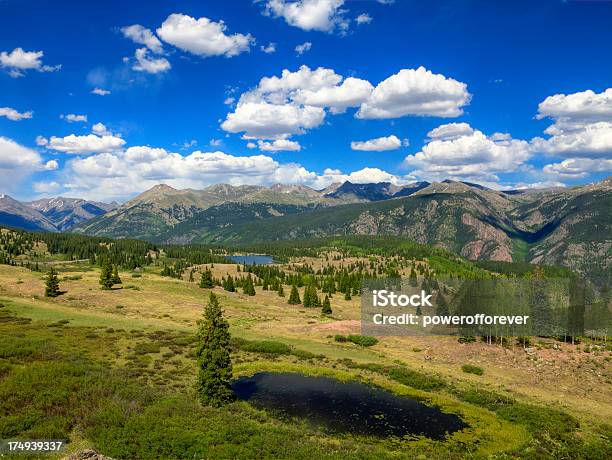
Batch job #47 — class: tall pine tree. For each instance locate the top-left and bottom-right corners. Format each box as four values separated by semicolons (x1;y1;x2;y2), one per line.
44;267;60;297
196;292;235;406
99;259;114;290
288;284;301;304
200;268;214;289
112;265;122;285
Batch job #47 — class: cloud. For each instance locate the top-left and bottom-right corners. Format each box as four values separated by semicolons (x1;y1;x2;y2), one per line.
261;42;277;54
132;47;171;73
91;123;112;136
0;137;45;186
91;88;111;96
209;138;223;147
543;158;612;179
257;139;302;152
356;66;471;119
356;13;372;25
45;134;126;155
351;135;402;151
263;0;349;33
0;47;60;77
404;123;531;182
221;102;325;139
536;88;612;123
532;88;612;160
246;142;257;149
50;141;412;201
121;24;164;53
427;122;474;140
294;76;373;114
221;65;372;138
61;113;87;123
0;107;33;121
295;41;312;55
157;13;253;58
33;181;62;193
44;160;59;171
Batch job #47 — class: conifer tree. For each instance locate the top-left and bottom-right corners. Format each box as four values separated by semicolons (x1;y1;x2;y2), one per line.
44;267;60;297
225;275;235;292
344;290;352;301
99;259;114;290
200;268;214;289
189;270;194;282
409;269;418;287
288;284;301;304
243;274;256;296
196;292;235;406
322;295;332;315
112;265;122;285
277;283;285;297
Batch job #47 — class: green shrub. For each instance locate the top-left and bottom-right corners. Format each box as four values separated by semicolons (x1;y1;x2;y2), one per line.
134;343;161;355
387;366;446;391
346;335;378;347
461;364;484;375
334;335;347;342
458;336;476;343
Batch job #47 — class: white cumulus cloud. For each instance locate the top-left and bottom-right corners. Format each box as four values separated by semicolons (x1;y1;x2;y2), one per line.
532;88;612;160
258;139;302;152
0;107;33;121
263;0;349;33
45;134;126;155
261;42;277;54
121;24;164;53
356;13;372;25
61;114;87;123
221;65;373;138
351;135;402;151
0;48;60;77
91;88;111;96
132;47;171;73
357;66;471;119
295;41;312;55
0;137;46;186
404;123;531;182
157;13;253;58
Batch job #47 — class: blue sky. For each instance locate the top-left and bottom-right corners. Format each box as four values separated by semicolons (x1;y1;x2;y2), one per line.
1;0;611;202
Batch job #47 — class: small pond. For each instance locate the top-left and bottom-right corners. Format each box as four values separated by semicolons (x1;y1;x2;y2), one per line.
232;372;467;439
227;255;275;265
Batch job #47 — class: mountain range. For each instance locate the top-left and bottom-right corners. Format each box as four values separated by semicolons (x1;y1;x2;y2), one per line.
1;178;610;277
0;195;117;232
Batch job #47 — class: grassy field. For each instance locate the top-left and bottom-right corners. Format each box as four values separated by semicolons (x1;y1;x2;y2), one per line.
0;261;610;459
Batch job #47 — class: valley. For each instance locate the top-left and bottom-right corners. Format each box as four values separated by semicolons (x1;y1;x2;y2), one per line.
0;228;610;458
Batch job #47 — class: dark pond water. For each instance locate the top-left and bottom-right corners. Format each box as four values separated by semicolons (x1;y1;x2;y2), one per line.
227;255;275;265
232;372;467;439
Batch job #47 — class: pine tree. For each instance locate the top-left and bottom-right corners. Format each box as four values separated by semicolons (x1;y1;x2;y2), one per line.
409;269;418;287
277;283;285;297
322;295;332;315
44;267;60;297
344;290;352;301
196;292;235;406
112;265;122;285
99;259;114;290
200;269;214;289
225;275;235;292
189;270;194;282
243;274;256;296
288;284;301;304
